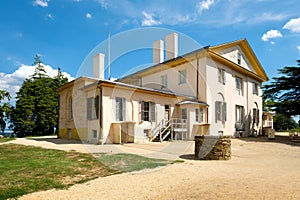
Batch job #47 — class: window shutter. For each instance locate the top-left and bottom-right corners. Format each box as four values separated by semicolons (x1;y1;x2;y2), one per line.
215;101;218;123
222;102;227;122
223;69;226;85
141;101;144;122
257;109;260;125
87;97;92;120
95;95;99;119
150;102;156;122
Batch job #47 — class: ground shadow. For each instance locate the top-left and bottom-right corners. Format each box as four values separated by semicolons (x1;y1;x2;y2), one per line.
179;154;197;160
27;137;84;145
237;135;300;147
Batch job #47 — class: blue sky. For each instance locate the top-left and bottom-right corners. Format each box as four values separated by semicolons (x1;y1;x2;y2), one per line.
0;0;300;98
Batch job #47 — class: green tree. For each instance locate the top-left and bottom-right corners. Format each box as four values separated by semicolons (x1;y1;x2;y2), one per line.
273;113;298;131
0;90;11;133
12;56;68;136
263;60;300;116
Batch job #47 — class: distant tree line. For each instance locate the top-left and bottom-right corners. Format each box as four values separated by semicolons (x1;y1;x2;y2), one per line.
0;55;68;137
263;60;300;131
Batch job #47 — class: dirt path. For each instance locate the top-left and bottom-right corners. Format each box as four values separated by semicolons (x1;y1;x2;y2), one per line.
12;136;300;199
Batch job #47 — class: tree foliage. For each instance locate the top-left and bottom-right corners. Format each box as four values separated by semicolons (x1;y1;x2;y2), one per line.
12;55;68;136
273;113;298;131
263;60;300;116
0;90;11;133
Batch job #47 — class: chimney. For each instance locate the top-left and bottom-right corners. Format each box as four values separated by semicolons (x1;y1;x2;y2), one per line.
93;53;105;79
153;40;164;64
165;32;178;60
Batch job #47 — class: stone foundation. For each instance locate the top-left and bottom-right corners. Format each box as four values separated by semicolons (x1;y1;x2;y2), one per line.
194;136;231;160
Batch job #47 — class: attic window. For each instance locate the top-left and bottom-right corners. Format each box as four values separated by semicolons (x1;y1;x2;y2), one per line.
237;52;241;65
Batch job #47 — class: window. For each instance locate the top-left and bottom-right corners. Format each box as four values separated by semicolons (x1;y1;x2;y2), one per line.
195;108;204;123
253;108;260;125
161;74;168;88
181;108;187;120
92;130;97;138
69;97;73;120
237;52;241;65
235;77;243;95
218;68;226;85
141;101;155;122
215;101;227;122
179;69;187;84
116;97;125;121
253;82;259;95
235;105;245;130
87;96;99;120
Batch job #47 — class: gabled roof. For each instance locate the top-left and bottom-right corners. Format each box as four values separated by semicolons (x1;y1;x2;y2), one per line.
119;38;269;83
208;39;269;81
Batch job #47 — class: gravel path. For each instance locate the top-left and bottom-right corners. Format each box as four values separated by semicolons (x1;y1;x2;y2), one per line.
7;135;300;199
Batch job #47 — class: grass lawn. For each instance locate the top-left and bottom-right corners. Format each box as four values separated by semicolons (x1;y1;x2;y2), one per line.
0;144;178;199
0;138;16;143
0;144;116;199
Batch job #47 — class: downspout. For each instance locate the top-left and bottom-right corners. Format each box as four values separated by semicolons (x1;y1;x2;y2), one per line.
99;86;103;144
196;54;199;100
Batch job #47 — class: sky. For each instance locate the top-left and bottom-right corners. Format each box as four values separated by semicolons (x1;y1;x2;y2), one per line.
0;0;300;100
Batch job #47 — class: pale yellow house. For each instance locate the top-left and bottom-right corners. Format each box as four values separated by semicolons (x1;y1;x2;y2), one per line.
57;33;269;144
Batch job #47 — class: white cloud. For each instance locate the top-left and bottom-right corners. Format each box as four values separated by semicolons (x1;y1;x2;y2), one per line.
197;0;215;14
248;12;286;24
97;0;108;9
86;13;92;19
32;0;49;7
141;11;161;26
261;29;283;42
283;17;300;33
46;13;55;20
0;64;73;100
297;46;300;54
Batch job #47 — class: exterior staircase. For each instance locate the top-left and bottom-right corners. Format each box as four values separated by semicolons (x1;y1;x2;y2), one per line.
150;118;187;142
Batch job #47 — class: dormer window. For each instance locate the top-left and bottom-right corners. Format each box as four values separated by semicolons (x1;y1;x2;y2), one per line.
237;52;241;65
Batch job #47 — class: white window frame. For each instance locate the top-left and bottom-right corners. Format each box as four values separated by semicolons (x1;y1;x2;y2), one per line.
115;97;125;121
215;101;227;123
141;101;155;122
235;77;243;95
181;108;187;120
253;82;259;95
87;96;98;120
195;108;204;123
237;52;241;65
179;69;187;85
218;68;226;85
161;74;168;88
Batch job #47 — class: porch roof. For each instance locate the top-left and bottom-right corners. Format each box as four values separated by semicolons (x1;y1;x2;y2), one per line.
176;100;208;106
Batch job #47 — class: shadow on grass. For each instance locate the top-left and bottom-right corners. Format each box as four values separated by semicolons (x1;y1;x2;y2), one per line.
26;136;84;145
236;135;300;147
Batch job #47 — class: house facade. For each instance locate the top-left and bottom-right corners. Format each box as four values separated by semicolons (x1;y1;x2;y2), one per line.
57;33;269;144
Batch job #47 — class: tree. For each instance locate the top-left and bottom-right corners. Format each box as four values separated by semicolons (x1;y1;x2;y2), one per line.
273;113;298;131
12;57;68;136
263;60;300;116
0;90;11;133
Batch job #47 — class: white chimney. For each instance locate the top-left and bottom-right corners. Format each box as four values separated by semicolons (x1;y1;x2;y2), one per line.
93;53;105;79
153;39;164;64
165;32;178;60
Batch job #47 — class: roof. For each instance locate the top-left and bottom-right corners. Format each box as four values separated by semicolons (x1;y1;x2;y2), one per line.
209;39;269;81
176;100;209;106
119;38;269;83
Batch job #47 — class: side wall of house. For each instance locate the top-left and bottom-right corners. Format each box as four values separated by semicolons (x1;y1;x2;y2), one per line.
205;57;262;136
101;86;179;144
